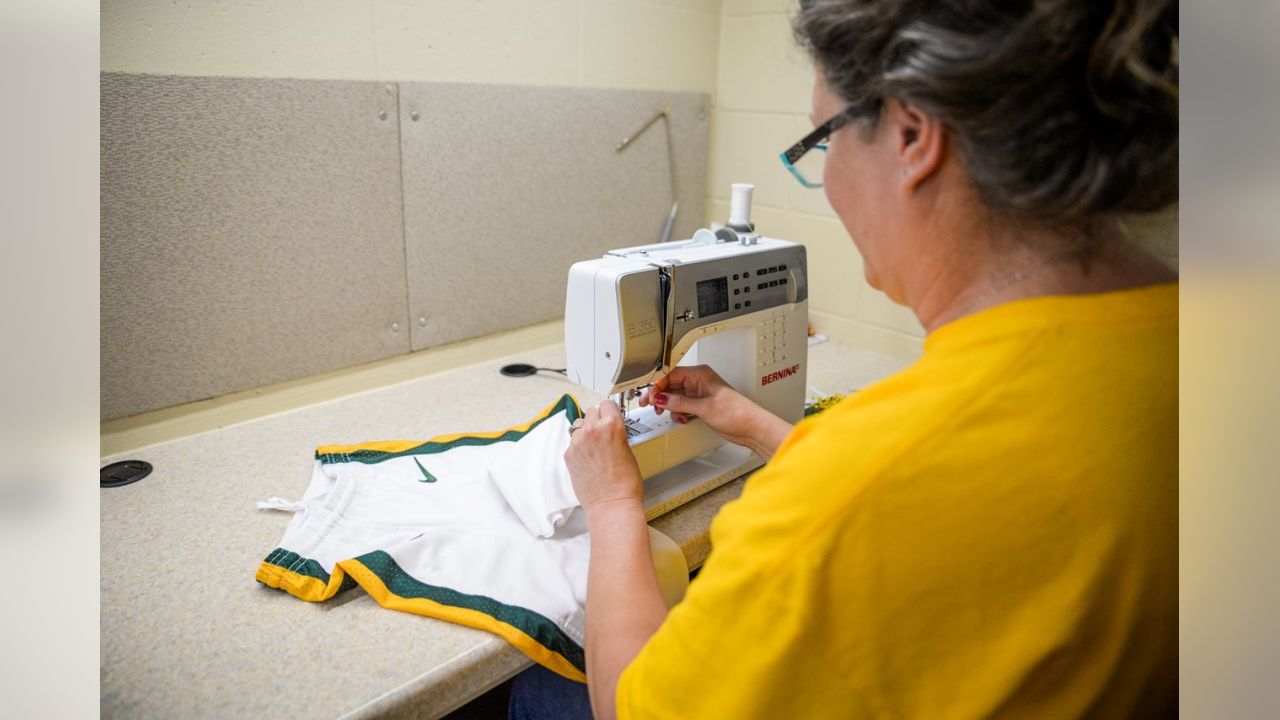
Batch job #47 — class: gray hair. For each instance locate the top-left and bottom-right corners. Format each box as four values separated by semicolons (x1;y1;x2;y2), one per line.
793;0;1178;233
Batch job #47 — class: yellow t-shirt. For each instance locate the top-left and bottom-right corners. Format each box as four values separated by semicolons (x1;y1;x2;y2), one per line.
617;283;1177;719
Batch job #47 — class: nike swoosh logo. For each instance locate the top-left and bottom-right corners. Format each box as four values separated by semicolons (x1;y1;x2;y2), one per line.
414;457;437;483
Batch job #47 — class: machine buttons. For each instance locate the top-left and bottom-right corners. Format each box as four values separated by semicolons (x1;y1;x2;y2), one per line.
745;300;752;307
769;280;778;287
779;264;787;271
758;315;791;369
735;303;741;310
734;288;740;295
757;283;766;290
780;278;788;285
733;273;740;280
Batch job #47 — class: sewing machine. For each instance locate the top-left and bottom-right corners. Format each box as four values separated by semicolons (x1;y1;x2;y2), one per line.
565;184;809;517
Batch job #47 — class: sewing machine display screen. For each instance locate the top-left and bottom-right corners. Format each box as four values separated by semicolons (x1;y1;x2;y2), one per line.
696;277;729;317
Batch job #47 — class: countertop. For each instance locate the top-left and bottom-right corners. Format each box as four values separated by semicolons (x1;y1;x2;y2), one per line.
100;338;910;719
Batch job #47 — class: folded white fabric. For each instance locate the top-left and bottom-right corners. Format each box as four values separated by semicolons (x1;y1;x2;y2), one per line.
487;410;581;539
256;394;688;683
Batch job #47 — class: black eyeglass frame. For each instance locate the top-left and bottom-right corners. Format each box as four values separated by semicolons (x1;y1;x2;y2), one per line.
780;109;855;188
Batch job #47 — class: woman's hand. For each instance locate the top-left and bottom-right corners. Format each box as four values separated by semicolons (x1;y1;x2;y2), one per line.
565;400;644;512
639;365;793;460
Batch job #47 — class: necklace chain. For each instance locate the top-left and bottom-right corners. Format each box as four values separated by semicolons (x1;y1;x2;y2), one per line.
955;253;1077;318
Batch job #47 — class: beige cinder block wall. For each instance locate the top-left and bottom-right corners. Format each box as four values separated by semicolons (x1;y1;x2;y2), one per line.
102;0;723;92
706;1;1179;360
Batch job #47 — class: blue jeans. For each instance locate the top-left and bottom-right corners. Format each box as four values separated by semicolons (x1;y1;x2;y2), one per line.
508;664;593;720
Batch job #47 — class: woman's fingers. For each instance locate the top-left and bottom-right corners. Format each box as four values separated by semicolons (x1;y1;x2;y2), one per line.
640;376;670;408
576;400;626;439
643;388;664;414
599;398;623;419
639;365;724;415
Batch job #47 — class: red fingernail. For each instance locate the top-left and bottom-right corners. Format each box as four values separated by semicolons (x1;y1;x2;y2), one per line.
654;393;668;405
675;415;686;424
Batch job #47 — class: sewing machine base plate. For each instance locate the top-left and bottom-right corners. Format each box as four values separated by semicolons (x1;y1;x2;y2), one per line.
641;443;763;520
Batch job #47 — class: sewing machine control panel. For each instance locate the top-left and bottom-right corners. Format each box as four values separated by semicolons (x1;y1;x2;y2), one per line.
726;263;791;313
757;312;793;369
663;243;806;358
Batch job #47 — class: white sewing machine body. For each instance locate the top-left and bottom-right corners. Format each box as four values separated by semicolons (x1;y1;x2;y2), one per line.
565;208;809;517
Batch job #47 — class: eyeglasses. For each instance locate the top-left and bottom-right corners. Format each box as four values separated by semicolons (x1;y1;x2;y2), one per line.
780;109;853;189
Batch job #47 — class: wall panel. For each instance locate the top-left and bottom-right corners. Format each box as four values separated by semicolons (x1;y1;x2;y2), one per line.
398;83;710;350
101;73;410;420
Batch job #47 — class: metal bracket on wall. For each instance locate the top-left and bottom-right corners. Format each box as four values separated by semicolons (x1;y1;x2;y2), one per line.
616;107;678;243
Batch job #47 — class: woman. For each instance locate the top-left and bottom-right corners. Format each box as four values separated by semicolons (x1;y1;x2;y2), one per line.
518;0;1178;717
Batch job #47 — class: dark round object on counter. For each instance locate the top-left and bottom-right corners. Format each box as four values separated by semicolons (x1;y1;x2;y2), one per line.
101;460;152;488
99;458;151;486
500;363;539;377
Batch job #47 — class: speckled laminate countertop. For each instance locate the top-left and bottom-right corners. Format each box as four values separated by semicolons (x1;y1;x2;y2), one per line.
100;339;909;719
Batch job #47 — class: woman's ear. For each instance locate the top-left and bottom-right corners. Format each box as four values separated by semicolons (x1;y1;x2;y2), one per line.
884;98;946;195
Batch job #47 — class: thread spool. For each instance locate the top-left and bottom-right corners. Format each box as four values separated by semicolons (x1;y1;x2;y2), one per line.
728;183;754;230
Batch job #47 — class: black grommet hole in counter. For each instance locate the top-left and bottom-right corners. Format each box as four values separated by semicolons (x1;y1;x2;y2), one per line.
500;364;567;378
101;460;152;488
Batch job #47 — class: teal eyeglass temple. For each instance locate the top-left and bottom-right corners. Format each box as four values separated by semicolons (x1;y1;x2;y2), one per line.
780;108;853;189
780;145;829;188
